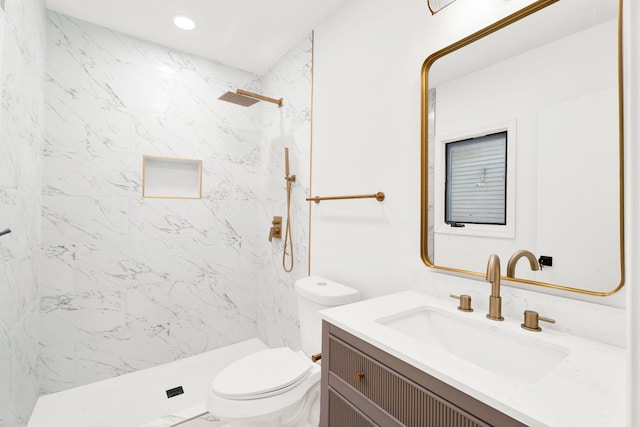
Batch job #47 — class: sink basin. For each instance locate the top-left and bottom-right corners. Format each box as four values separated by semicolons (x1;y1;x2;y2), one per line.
376;307;569;383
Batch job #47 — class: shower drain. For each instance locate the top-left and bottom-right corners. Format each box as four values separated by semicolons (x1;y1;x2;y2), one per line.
166;386;184;398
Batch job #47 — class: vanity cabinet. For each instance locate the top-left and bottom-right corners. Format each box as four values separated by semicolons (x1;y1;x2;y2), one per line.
320;321;527;427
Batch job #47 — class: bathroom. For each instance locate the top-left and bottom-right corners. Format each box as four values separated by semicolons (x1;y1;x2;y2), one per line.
1;0;639;425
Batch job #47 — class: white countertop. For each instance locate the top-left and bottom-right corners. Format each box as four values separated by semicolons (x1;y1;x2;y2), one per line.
321;290;625;427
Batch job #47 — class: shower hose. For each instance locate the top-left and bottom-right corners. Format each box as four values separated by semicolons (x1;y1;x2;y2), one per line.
283;175;294;272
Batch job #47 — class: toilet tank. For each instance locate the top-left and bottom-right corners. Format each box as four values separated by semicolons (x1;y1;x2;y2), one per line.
295;276;360;357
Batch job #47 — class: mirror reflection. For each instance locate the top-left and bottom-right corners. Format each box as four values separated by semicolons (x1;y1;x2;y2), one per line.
421;0;623;295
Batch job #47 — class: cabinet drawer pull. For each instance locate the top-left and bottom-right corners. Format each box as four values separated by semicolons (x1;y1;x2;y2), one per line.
354;372;365;383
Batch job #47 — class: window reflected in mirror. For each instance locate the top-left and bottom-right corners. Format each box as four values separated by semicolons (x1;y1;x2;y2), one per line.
445;131;507;226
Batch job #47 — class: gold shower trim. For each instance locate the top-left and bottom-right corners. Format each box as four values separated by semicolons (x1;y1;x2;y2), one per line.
236;89;284;107
306;192;385;204
419;0;625;296
308;31;315;276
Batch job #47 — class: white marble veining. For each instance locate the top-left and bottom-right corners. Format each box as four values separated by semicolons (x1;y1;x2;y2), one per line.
0;0;46;425
41;10;312;393
255;37;313;350
322;289;625;427
137;403;220;427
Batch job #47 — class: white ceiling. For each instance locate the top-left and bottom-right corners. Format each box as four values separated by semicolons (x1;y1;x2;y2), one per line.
44;0;347;75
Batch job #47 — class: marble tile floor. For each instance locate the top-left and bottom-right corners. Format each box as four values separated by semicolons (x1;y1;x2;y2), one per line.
29;339;267;427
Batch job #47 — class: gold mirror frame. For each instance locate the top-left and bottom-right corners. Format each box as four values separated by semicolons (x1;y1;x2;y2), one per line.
420;0;625;296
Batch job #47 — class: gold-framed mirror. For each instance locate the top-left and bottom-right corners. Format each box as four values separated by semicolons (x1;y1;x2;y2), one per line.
420;0;624;296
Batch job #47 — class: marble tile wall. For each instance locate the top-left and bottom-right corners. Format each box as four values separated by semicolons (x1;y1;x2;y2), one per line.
256;38;312;350
41;12;312;394
0;0;46;425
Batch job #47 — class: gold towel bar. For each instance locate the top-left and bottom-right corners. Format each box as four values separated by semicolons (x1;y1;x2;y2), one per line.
306;192;385;204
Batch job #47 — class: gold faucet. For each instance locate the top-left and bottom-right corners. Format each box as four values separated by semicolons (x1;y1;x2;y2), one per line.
506;250;540;277
485;254;504;321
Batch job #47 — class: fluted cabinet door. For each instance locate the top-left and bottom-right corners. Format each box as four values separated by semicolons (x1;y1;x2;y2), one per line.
320;321;527;427
328;389;377;427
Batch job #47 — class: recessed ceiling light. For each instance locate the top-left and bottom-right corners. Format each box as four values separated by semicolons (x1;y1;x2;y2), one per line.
173;15;196;31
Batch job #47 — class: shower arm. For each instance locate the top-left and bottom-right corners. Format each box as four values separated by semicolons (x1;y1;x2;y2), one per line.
236;89;283;108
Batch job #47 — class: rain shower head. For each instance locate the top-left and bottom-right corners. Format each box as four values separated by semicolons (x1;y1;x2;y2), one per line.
218;89;283;108
218;91;260;107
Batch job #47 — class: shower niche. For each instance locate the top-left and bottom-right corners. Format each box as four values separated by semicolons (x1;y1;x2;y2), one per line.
142;155;203;199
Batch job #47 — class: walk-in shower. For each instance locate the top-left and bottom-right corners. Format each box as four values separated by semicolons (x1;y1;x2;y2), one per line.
218;90;294;272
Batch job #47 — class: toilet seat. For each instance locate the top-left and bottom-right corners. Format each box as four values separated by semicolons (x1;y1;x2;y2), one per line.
207;350;321;423
212;348;312;400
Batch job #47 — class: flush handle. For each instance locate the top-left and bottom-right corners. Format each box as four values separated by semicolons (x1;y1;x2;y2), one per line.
450;294;473;312
521;310;555;332
353;372;365;383
311;353;321;363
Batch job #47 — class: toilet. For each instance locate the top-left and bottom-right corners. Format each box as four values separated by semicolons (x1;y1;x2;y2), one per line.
206;276;360;426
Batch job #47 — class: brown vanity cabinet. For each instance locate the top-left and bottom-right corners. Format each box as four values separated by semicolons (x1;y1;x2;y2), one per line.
320;321;527;427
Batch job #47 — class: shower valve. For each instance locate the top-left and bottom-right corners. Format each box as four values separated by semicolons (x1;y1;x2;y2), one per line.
268;216;282;242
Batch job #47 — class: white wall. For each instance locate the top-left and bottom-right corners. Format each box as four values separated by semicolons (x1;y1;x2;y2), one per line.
312;0;636;422
624;0;640;423
0;0;46;425
311;0;625;305
41;12;311;393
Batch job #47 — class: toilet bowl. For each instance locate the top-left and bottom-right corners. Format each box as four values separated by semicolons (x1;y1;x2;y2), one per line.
206;348;321;427
206;276;360;426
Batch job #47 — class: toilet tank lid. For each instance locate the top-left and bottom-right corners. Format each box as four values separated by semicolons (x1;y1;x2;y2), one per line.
294;276;360;306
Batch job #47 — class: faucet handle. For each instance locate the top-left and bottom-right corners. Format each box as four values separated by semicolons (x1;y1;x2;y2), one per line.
450;294;473;312
521;310;555;332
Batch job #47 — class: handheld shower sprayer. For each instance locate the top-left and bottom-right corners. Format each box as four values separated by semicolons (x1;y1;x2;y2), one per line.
282;148;296;272
285;148;290;178
284;148;296;184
